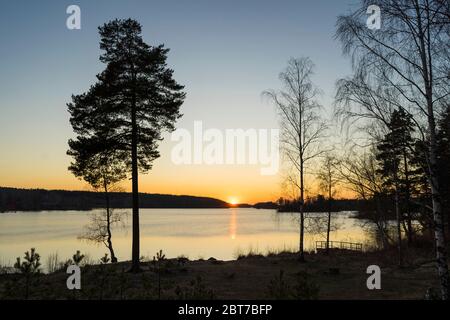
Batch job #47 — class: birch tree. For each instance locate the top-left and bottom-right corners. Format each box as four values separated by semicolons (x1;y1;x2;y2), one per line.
335;0;450;298
317;154;340;254
264;57;327;261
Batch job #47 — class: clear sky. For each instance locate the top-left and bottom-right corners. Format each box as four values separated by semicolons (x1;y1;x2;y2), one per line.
0;0;356;203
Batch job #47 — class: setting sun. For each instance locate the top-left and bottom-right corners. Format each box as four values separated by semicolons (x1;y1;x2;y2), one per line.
228;197;239;205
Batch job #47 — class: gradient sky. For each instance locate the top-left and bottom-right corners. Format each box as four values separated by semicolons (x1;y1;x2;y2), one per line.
0;0;356;203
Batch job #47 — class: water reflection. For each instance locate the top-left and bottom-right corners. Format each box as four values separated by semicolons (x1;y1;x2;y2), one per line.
229;209;237;240
0;209;375;270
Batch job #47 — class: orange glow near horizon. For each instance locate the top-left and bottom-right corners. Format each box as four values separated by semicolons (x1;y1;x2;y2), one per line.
0;167;358;204
0;153;357;204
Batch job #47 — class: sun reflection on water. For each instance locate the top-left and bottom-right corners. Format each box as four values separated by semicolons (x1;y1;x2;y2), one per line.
229;209;237;240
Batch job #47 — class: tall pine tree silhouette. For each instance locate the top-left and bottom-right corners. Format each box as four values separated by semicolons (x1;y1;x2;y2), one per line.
67;19;185;272
376;108;418;263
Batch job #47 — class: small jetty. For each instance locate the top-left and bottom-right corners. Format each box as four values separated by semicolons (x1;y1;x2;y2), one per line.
316;241;363;252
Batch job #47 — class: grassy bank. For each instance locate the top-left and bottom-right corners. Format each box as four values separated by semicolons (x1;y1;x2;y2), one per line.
0;245;442;300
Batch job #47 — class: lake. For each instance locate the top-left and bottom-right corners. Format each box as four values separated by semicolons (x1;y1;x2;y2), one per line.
0;209;373;269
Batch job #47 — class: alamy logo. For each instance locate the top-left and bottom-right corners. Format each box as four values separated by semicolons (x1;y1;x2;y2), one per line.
366;5;381;30
171;121;280;175
66;5;81;30
366;265;381;290
66;265;81;290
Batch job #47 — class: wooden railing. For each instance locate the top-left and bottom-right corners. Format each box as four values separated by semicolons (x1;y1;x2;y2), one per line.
315;241;363;252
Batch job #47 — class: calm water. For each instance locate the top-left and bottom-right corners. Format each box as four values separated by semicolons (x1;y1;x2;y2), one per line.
0;209;372;269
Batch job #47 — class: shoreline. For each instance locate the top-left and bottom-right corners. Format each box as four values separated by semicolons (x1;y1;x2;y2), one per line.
0;246;441;300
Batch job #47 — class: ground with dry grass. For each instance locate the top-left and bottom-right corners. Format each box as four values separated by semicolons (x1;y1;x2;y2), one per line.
0;246;442;300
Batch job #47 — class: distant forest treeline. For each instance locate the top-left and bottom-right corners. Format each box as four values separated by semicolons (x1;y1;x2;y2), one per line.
275;195;366;214
0;187;368;213
239;197;366;213
0;187;230;212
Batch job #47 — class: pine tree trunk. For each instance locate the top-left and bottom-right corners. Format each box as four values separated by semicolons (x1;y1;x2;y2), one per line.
394;186;403;267
403;151;413;245
130;91;141;273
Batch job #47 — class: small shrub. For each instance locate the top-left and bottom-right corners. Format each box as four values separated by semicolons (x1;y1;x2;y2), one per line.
100;253;110;264
14;248;41;274
73;250;85;265
14;248;41;299
154;249;166;262
152;249;167;299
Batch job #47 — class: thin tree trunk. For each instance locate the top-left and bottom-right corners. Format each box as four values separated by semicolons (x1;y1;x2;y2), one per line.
104;181;117;263
403;151;413;245
394;186;403;267
326;182;332;255
326;211;331;254
299;159;305;262
130;87;141;273
298;91;305;262
375;194;388;249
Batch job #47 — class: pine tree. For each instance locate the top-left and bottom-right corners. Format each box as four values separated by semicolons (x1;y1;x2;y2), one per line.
376;108;417;264
14;248;41;299
67;19;185;272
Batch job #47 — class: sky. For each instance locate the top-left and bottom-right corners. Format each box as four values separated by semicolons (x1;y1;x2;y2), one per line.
0;0;356;204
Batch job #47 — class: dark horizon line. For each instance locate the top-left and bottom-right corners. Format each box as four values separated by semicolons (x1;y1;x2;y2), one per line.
0;185;361;207
0;185;237;203
0;186;281;211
